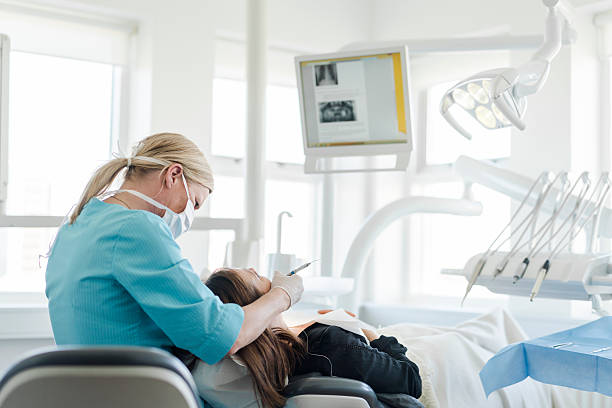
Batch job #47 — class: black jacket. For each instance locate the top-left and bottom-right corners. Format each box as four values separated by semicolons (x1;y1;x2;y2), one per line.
293;323;422;399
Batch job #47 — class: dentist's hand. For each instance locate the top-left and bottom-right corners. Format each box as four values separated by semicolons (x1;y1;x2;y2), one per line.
271;271;304;308
230;272;303;355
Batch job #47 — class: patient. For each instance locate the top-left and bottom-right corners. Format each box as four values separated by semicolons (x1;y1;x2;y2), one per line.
184;268;574;408
190;267;422;408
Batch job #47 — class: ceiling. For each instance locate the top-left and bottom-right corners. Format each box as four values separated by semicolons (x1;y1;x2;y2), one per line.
570;0;600;4
568;0;612;12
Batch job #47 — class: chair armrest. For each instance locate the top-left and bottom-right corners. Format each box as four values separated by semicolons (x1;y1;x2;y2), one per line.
284;374;384;408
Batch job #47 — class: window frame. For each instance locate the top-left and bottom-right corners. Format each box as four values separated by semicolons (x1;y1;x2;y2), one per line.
368;75;514;306
0;58;128;227
210;35;323;268
209;75;323;271
207;157;322;276
0;20;132;225
0;9;135;305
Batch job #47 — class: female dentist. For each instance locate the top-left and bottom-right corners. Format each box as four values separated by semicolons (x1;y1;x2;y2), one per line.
45;132;303;367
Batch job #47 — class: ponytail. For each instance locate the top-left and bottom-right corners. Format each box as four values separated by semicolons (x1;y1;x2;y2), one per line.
69;158;128;224
68;132;215;225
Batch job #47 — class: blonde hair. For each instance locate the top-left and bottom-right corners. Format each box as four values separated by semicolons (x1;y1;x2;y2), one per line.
69;132;214;224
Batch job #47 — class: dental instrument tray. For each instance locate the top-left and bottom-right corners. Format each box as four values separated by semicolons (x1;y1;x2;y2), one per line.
444;252;612;301
480;316;612;397
447;160;612;310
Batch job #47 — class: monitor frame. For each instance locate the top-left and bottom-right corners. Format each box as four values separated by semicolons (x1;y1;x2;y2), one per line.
295;45;413;160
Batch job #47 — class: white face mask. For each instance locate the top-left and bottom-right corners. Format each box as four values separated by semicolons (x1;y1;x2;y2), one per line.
119;173;195;239
162;174;195;239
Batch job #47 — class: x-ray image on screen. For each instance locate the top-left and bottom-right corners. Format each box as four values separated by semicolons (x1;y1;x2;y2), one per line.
319;101;356;123
315;63;338;86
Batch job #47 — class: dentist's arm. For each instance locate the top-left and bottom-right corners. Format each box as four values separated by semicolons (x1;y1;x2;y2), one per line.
228;272;303;354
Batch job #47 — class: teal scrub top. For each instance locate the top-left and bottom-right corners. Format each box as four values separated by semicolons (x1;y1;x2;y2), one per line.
45;198;244;365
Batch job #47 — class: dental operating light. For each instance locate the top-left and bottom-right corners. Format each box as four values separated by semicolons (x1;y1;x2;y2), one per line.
440;0;576;139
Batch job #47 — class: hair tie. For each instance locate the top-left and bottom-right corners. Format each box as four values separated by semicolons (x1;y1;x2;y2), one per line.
127;157;132;168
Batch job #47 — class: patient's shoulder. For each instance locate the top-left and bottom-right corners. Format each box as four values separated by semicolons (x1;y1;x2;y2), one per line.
306;324;367;347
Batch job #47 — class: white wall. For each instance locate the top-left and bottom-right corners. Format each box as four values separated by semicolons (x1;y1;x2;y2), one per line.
570;10;602;173
369;0;546;39
510;15;601;178
213;0;371;52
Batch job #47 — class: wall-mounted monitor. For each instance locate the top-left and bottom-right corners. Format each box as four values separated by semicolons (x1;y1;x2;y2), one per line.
295;46;413;173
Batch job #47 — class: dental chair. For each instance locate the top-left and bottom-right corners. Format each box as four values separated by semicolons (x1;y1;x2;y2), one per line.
0;346;399;408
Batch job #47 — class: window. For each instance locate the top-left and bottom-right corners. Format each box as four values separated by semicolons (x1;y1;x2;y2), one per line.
0;228;55;292
210;76;318;274
208;176;245;270
264;179;316;262
266;85;304;164
408;182;511;299
0;7;132;294
373;74;515;305
359;77;514;305
7;52;117;216
208;177;318;277
211;79;246;159
0;52;121;292
211;78;305;164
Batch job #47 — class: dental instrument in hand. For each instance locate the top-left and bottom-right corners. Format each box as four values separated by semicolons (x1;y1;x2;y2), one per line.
511;172;589;283
287;259;319;276
461;173;549;305
530;175;610;301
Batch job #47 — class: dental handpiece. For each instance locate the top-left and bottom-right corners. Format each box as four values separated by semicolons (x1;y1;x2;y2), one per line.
530;260;550;301
462;257;486;306
530;177;611;301
512;257;530;284
287;259;319;276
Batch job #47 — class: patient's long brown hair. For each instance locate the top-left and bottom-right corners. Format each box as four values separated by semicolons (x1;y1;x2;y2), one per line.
205;269;306;408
